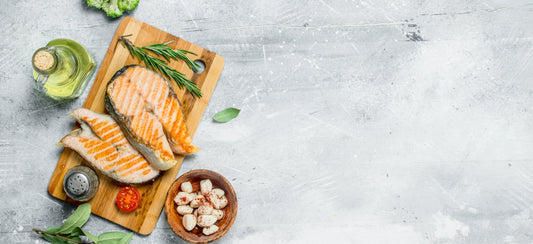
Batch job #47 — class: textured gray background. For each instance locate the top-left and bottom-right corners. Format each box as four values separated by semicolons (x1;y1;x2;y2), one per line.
1;0;533;243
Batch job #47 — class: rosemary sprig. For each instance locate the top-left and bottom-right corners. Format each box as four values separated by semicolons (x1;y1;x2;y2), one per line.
141;41;201;72
118;35;202;98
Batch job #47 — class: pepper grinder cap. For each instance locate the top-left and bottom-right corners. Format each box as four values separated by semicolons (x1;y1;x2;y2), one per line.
63;165;99;202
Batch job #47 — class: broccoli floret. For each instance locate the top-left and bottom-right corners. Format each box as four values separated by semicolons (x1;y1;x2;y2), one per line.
85;0;106;9
86;0;139;18
118;0;139;11
102;0;124;18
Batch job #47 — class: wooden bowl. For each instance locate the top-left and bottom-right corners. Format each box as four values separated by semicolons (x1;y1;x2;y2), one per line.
165;169;238;243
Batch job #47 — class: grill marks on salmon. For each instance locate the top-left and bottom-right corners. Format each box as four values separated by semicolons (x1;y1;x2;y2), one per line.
124;67;199;155
109;77;174;161
105;65;199;170
107;74;177;170
59;129;159;183
60;108;160;184
70;108;131;150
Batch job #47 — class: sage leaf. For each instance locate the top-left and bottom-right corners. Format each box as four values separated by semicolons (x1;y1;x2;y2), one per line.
69;227;84;238
56;203;91;234
81;228;98;243
97;232;129;244
117;232;133;244
71;236;82;242
44;226;62;234
213;107;240;122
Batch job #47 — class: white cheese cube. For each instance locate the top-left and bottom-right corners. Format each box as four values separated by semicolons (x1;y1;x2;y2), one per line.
200;179;212;195
180;181;193;193
174;191;193;205
212;188;225;197
218;195;228;209
190;194;206;208
206;192;228;210
177;205;193;215
197;215;217;227
198;203;213;215
212;209;224;220
182;214;196;231
202;225;219;235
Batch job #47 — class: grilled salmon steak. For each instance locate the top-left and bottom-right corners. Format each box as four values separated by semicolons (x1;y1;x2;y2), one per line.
58;116;160;184
105;65;199;170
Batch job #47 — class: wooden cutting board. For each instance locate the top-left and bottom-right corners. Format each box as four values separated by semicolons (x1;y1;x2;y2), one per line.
47;17;224;235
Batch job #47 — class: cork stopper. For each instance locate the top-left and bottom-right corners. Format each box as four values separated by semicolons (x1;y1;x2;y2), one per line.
33;50;55;71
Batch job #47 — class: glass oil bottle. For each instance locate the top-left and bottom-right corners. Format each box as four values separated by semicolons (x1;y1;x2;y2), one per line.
32;39;96;100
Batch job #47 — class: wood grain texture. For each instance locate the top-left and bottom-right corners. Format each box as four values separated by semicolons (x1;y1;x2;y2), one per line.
165;169;237;244
47;17;224;235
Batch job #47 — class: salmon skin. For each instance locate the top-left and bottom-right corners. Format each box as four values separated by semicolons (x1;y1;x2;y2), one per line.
105;65;199;170
58;111;160;184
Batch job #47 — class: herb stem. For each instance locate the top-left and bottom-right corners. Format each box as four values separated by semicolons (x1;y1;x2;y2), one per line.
32;228;84;244
118;35;202;98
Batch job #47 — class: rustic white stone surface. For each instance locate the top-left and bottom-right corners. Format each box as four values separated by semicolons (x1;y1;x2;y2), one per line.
1;0;533;243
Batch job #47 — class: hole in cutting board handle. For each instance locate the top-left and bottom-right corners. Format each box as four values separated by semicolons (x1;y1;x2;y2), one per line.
193;60;205;74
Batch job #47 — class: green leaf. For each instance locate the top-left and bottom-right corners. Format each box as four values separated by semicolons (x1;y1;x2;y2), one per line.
70;236;82;243
56;203;91;235
213;107;240;122
69;227;84;238
44;226;62;234
81;229;99;243
97;232;128;244
117;232;133;244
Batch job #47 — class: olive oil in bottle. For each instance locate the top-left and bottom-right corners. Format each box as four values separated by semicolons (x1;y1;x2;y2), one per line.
32;39;96;100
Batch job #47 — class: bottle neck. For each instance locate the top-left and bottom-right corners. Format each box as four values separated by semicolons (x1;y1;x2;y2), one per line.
32;47;58;75
32;45;78;88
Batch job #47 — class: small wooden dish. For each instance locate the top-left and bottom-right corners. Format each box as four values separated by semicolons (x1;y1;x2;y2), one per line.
165;169;238;243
